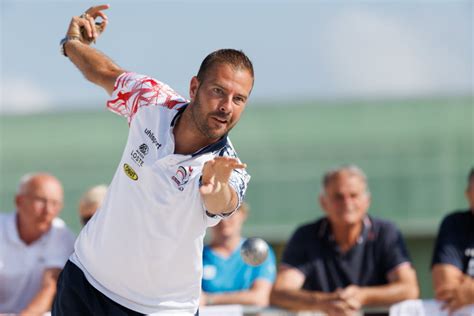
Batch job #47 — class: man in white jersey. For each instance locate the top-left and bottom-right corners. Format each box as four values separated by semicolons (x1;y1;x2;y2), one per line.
0;173;75;314
53;4;253;316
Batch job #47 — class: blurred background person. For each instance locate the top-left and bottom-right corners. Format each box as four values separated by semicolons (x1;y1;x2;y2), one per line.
201;202;276;307
78;184;107;226
271;165;419;315
431;167;474;313
0;173;75;315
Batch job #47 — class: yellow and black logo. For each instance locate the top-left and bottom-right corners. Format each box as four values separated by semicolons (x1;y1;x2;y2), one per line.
123;163;138;181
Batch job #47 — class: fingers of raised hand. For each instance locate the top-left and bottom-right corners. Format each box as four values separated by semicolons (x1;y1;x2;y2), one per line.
84;4;110;18
86;16;97;38
213;157;247;170
77;5;109;40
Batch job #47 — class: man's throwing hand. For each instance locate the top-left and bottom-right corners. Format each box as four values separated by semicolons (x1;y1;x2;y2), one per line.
66;4;110;45
200;157;246;196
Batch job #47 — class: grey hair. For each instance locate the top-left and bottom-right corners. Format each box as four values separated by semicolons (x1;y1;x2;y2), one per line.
16;172;58;195
16;173;34;194
321;164;370;195
17;173;36;195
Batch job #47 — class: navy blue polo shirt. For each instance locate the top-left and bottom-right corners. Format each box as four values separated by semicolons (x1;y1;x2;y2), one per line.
281;216;411;292
431;209;474;277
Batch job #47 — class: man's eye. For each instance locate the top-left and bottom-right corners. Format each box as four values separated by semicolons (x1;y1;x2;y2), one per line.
234;97;245;104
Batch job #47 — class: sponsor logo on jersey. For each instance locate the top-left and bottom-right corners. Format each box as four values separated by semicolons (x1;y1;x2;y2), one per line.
139;143;149;155
144;128;162;150
123;163;138;181
171;166;193;191
131;143;149;167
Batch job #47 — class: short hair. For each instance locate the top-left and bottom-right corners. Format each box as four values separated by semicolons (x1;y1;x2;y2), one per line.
321;164;370;194
17;172;58;195
197;49;254;83
17;173;34;195
79;185;108;211
468;167;474;184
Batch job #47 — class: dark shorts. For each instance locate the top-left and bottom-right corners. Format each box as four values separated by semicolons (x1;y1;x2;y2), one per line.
52;261;144;316
53;260;200;316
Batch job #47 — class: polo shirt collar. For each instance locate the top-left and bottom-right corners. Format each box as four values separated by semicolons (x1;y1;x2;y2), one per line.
170;103;229;157
319;215;372;246
7;212;52;247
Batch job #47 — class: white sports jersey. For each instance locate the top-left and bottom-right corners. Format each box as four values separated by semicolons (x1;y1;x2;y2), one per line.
70;72;250;315
0;213;75;313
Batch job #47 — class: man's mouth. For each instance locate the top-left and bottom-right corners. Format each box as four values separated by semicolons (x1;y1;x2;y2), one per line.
211;116;228;125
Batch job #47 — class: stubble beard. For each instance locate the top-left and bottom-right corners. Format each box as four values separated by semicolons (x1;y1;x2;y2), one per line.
191;94;233;140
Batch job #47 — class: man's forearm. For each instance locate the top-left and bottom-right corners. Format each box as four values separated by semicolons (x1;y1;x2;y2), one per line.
20;268;61;315
207;290;269;307
65;40;123;94
270;289;331;311
20;285;56;316
202;183;237;214
360;282;419;306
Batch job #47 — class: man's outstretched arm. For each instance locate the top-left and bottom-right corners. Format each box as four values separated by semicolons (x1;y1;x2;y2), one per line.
63;5;124;95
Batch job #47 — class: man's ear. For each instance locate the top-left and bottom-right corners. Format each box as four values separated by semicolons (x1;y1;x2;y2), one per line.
319;194;327;213
189;76;199;100
15;194;23;209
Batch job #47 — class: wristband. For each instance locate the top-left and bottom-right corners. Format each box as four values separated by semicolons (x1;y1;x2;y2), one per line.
59;35;81;57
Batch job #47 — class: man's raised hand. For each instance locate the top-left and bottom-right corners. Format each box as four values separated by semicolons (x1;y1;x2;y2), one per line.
66;4;110;45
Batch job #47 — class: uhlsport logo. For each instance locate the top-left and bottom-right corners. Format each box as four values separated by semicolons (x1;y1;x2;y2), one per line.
144;128;162;150
123;163;138;181
171;166;193;191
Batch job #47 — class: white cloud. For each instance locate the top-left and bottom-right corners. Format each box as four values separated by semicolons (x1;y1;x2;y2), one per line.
0;78;53;114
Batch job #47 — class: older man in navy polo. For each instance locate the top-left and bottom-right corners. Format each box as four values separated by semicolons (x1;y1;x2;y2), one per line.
271;165;419;315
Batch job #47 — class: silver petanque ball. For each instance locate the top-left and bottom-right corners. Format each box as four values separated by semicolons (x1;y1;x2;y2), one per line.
241;237;269;266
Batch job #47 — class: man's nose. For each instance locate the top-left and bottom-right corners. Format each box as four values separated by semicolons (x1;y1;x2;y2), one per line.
341;196;354;208
218;96;232;113
43;199;60;214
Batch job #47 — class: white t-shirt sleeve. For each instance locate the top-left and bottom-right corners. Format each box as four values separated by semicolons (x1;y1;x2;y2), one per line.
106;72;188;125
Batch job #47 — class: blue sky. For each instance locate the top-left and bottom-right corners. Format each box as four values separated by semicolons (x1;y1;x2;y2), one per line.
0;0;472;114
